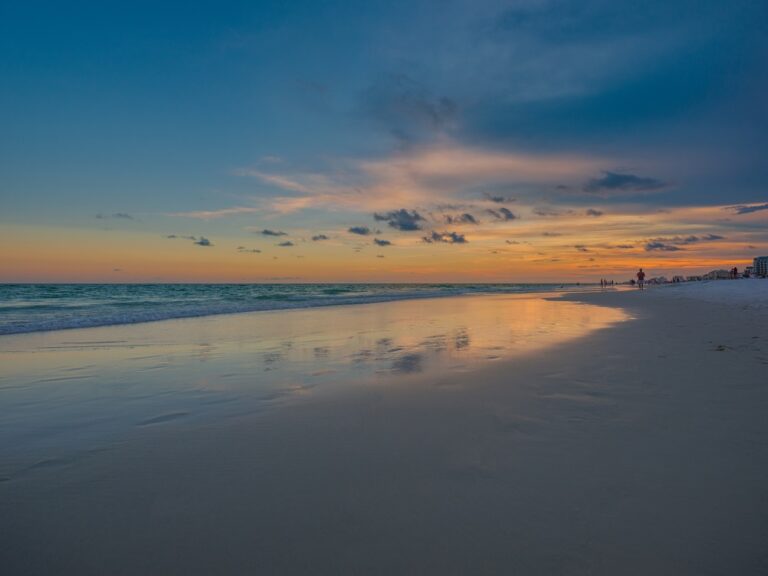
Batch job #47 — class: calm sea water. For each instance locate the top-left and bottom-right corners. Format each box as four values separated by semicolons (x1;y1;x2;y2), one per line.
0;283;585;335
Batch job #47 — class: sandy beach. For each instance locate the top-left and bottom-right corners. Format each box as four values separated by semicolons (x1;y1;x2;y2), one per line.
2;282;767;575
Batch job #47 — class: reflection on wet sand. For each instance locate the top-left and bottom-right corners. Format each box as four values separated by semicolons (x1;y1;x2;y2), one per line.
0;293;628;473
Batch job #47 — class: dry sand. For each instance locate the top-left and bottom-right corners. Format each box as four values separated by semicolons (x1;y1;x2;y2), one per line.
2;282;768;575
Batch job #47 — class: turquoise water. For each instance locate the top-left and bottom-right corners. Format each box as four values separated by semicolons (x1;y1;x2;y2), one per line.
0;283;584;335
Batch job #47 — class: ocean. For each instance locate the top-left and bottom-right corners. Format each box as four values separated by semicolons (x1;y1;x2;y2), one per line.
0;283;583;335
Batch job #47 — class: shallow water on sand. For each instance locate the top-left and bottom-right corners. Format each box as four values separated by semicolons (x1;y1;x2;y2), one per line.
0;293;628;476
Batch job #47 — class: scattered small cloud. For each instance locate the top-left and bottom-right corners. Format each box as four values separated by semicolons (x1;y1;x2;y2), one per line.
237;246;261;253
423;231;467;244
505;240;520;245
348;226;372;236
542;232;562;237
260;229;288;236
277;241;294;247
583;171;666;195
585;208;604;217
486;207;517;221
373;209;425;231
645;242;682;252
373;238;392;246
533;208;560;217
165;234;212;247
483;193;515;203
444;213;478;225
311;234;329;241
574;245;590;252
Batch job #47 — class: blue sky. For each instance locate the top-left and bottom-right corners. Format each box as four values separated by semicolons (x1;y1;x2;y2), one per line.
1;0;767;281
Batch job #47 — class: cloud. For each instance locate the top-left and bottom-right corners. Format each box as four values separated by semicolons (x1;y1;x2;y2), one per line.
235;168;314;194
241;144;604;216
277;241;294;247
237;246;261;253
486;207;517;221
645;242;682;251
348;226;372;236
505;240;520;244
166;234;208;247
574;244;590;252
373;209;425;231
533;208;560;217
96;212;134;220
423;231;467;244
170;206;260;219
311;234;329;241
647;234;725;246
373;238;392;246
727;203;768;215
541;232;562;236
583;171;666;195
444;213;478;225
260;229;288;236
362;74;457;143
483;192;515;203
585;208;604;217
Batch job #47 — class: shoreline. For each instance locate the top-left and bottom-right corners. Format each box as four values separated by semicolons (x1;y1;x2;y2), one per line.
2;284;768;574
0;282;601;336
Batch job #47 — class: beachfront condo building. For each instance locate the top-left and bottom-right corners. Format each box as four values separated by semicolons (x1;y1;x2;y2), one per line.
754;256;768;277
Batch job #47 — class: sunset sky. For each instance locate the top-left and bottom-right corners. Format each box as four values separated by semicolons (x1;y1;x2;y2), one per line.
2;0;767;282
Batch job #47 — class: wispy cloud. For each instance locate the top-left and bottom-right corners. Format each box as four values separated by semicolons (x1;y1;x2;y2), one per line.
235;168;315;194
236;143;605;216
237;246;261;253
726;203;768;215
171;206;260;219
96;212;135;220
362;73;457;143
277;241;294;247
259;229;288;236
647;234;724;246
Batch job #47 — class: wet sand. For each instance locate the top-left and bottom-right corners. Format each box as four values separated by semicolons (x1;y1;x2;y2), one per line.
2;287;767;575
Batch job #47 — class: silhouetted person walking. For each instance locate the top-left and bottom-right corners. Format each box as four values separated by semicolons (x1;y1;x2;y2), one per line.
637;268;646;290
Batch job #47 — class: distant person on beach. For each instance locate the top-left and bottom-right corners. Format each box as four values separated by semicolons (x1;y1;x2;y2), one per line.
637;268;646;290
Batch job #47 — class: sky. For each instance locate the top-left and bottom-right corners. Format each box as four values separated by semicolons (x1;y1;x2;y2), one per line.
1;0;767;282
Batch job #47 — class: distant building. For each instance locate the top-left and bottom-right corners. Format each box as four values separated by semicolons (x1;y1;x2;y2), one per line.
703;269;731;280
754;256;768;277
686;275;703;282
